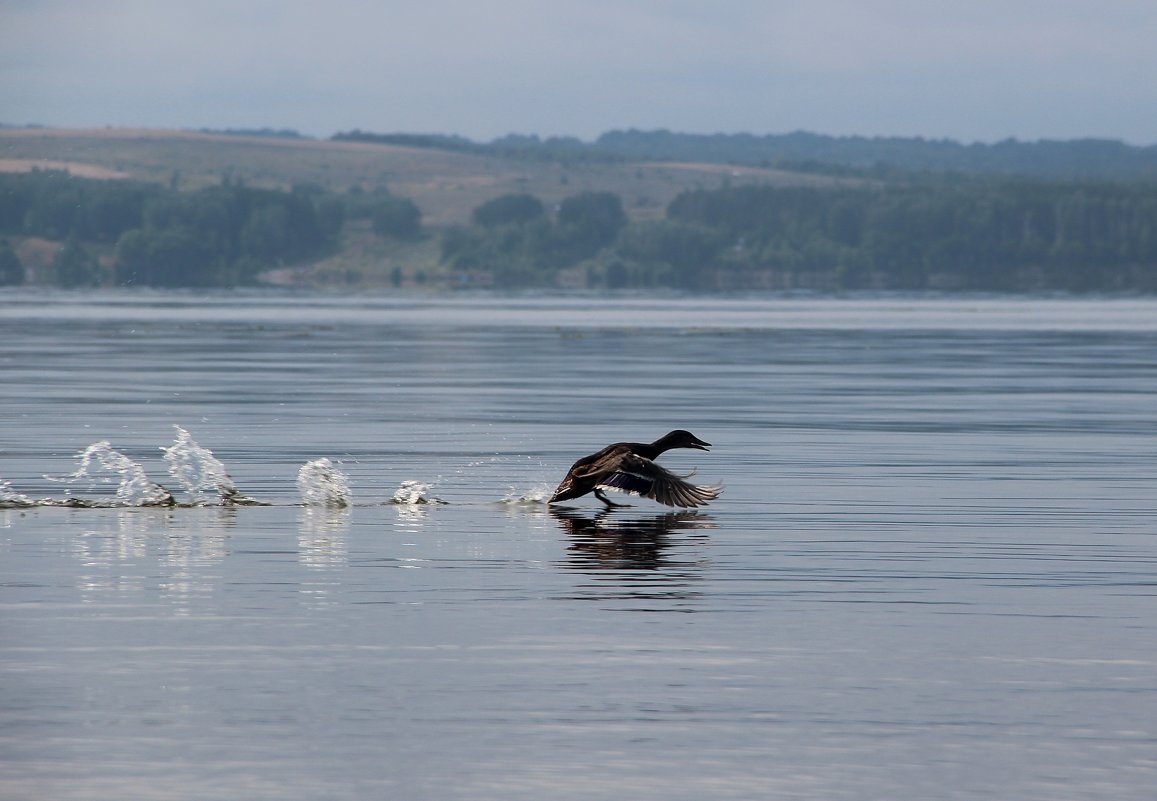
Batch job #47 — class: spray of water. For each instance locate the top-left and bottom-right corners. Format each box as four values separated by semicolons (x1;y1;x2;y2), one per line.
390;479;440;505
297;458;351;507
161;426;264;505
0;477;34;508
161;426;236;504
49;441;175;507
500;483;554;505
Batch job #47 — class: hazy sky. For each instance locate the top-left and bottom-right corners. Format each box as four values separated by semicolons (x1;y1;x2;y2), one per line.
3;0;1156;144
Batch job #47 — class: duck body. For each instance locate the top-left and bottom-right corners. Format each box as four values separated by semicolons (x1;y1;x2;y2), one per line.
549;430;721;508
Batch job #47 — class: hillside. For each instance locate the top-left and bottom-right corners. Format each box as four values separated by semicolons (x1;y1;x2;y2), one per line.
334;128;1157;180
589;130;1157;179
0;128;828;228
4;128;1155;293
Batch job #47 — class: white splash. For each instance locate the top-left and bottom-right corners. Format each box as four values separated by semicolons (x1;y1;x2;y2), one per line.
50;441;175;507
390;480;438;505
500;483;554;505
161;426;241;505
297;458;351;507
0;477;34;508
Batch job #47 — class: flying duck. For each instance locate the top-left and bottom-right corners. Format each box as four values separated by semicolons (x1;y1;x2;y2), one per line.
549;430;721;508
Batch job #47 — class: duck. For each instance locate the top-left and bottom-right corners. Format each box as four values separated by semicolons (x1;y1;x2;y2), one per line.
549;430;722;508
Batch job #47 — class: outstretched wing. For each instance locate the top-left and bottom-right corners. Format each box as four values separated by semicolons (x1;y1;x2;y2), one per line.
597;454;721;508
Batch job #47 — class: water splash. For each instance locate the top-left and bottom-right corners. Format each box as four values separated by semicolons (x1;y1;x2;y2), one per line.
0;477;34;509
297;458;351;507
161;426;264;505
500;483;554;505
48;441;175;507
390;480;441;505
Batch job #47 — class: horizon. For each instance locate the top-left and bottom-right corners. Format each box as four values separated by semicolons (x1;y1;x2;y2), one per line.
3;122;1153;150
2;2;1156;147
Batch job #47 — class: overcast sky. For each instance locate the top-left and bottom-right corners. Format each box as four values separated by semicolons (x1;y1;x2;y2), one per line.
3;0;1156;144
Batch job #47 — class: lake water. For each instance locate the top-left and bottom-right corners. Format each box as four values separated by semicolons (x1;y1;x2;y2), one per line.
2;291;1156;800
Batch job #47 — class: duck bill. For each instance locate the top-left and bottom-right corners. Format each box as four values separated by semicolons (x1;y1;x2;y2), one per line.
689;437;711;451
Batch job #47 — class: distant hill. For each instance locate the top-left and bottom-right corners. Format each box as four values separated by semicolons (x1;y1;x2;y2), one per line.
336;128;1157;180
4;127;1156;293
593;130;1157;180
0;127;830;227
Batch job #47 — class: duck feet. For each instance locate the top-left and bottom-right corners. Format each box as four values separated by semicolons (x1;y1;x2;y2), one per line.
594;489;631;508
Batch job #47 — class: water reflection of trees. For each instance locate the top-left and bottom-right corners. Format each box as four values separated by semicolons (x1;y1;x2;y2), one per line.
550;507;715;603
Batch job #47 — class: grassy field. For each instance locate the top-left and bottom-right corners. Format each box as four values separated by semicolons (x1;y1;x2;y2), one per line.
1;127;837;285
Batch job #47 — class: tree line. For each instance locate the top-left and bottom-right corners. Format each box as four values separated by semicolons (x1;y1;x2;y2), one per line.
441;191;627;286
592;130;1157;180
442;179;1157;292
4;168;1157;292
332;130;618;165
334;128;1157;180
0;170;419;287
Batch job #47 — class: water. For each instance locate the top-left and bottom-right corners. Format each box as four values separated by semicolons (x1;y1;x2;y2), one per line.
2;291;1156;800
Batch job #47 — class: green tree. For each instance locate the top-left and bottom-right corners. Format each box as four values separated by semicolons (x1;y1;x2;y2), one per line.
557;191;627;251
315;196;346;240
372;197;422;239
78;182;154;242
115;228;215;287
241;205;291;263
51;235;102;288
618;220;725;279
24;178;83;239
0;174;36;233
472;193;546;228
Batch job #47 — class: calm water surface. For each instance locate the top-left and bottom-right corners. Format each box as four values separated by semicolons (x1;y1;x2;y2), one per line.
2;291;1156;800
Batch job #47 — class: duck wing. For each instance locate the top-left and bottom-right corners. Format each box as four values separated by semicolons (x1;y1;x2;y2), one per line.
597;454;721;508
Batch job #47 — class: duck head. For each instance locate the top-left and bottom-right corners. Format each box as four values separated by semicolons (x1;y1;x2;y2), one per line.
658;429;712;451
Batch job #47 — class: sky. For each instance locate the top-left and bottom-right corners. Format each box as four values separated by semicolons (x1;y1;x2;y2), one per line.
3;0;1157;145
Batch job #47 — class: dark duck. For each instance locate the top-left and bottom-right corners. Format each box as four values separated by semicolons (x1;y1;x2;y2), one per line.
549;430;722;508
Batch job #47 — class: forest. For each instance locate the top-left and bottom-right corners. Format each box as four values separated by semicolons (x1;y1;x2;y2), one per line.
442;179;1157;292
2;167;1157;292
0;170;417;287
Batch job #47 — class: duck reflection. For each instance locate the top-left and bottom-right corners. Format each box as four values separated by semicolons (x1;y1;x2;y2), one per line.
550;506;712;576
